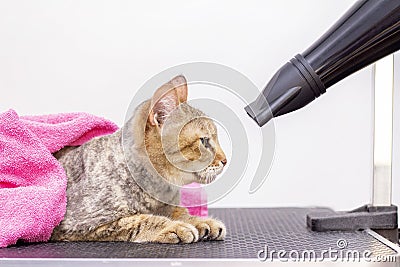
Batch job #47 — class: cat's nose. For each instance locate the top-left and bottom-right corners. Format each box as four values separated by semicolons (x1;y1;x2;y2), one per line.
221;159;227;166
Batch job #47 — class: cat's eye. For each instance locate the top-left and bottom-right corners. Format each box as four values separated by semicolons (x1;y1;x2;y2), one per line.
200;137;210;148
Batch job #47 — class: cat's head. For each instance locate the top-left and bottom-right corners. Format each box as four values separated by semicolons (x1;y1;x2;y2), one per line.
143;75;227;186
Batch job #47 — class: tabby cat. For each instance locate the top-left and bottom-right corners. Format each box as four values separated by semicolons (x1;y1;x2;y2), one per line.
51;75;227;243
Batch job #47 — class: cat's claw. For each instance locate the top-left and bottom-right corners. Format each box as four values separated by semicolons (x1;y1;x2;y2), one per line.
155;221;199;244
191;218;226;241
204;218;226;241
193;222;211;240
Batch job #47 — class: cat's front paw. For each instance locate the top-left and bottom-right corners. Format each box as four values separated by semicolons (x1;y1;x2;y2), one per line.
190;217;226;241
155;221;199;244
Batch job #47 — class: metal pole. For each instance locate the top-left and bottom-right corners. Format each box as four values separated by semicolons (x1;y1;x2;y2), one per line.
372;54;394;207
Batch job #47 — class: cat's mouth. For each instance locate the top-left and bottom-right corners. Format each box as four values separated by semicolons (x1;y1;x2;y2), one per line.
195;166;224;184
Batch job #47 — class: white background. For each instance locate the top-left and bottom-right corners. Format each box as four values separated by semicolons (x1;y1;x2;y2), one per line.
1;0;398;210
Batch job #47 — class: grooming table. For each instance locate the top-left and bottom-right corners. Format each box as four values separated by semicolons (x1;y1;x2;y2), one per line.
1;208;399;266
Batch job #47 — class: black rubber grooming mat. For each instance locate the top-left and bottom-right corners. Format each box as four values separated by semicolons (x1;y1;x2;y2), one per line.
0;208;398;259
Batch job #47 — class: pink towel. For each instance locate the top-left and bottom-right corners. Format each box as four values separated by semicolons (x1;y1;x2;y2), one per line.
0;109;118;248
180;183;208;218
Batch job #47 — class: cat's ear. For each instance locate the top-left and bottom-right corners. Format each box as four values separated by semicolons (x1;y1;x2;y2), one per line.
170;75;188;103
149;75;188;126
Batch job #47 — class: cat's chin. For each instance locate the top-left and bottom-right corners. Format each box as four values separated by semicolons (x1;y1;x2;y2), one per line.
194;169;223;184
195;175;217;184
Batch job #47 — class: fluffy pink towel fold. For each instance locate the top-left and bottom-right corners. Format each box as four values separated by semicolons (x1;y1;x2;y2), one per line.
180;182;208;218
0;109;118;248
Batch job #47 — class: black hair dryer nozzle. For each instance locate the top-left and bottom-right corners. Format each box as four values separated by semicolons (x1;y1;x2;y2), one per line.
246;0;400;127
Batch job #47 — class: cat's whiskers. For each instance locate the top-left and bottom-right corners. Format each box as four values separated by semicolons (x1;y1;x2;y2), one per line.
194;162;224;184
